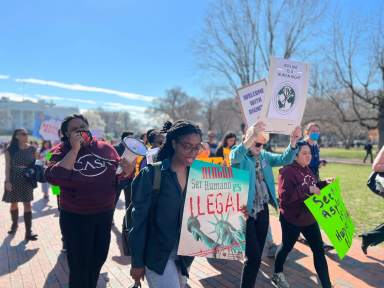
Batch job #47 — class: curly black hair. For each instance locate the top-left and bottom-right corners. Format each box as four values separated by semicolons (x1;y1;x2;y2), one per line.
60;114;89;143
157;120;202;161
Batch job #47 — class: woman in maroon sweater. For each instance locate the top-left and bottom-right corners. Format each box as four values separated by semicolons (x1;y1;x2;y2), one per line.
272;141;333;288
45;114;134;288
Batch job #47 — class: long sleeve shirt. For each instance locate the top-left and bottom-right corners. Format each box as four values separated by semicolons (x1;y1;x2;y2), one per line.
278;162;327;227
45;140;120;214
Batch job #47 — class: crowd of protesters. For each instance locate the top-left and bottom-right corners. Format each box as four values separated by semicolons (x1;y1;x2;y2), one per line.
2;114;383;288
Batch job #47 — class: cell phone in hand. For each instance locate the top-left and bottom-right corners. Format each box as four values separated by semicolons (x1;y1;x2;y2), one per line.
79;130;93;143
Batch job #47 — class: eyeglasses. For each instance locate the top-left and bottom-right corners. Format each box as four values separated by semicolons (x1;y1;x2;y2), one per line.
18;132;28;136
255;142;263;148
178;142;203;153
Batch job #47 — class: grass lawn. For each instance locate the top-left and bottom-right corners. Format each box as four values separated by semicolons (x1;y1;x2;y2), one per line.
274;147;373;160
271;163;384;238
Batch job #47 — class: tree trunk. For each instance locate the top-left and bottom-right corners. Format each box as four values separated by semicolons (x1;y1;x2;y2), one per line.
378;98;384;149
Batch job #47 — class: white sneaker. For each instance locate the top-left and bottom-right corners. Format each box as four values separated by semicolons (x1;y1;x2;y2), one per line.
271;272;290;288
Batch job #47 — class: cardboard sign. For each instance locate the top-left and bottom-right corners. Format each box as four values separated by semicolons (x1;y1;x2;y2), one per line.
237;79;266;128
261;57;310;135
304;178;354;259
178;160;249;260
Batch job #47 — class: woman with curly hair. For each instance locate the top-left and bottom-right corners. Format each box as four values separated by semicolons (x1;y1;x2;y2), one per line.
129;120;202;288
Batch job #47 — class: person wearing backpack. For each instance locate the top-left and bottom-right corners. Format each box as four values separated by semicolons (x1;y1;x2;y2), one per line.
129;120;202;288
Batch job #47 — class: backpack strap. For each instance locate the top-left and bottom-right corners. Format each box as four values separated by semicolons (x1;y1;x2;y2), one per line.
152;162;162;194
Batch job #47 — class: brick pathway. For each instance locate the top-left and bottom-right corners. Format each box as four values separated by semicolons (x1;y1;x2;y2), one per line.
0;155;383;288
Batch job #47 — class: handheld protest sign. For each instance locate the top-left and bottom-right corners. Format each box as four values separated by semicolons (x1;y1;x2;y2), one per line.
261;57;309;135
304;178;355;260
237;79;267;129
196;157;225;165
178;160;249;260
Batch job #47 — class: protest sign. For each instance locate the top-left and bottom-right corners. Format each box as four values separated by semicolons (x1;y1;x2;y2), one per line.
237;79;266;128
196;157;225;165
33;112;61;142
223;148;231;166
261;57;310;135
178;160;249;260
304;178;354;259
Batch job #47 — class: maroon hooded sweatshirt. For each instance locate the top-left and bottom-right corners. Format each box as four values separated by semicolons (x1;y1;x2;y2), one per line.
45;140;120;214
278;161;327;227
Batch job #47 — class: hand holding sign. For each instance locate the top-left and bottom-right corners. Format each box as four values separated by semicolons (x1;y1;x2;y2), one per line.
309;185;320;195
290;126;302;148
304;178;354;259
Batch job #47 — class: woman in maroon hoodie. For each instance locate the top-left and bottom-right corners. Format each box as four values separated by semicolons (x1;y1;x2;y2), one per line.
271;141;333;288
45;114;134;288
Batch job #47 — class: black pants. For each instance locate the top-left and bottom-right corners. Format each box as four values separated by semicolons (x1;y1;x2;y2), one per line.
60;209;114;288
115;180;132;210
57;197;66;249
363;223;384;246
275;215;331;288
364;151;373;163
241;204;269;288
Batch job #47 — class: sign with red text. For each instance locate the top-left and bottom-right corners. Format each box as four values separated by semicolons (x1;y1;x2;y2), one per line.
237;79;266;128
33;112;61;142
178;160;249;260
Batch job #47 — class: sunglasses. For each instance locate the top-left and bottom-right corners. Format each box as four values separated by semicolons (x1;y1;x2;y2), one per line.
18;132;28;136
255;142;264;148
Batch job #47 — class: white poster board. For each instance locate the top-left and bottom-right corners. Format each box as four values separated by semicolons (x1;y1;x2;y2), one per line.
177;160;249;260
261;57;310;135
237;79;266;128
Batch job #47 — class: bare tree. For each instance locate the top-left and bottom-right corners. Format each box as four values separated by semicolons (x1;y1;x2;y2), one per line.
83;110;106;132
328;12;384;147
195;0;326;92
212;98;243;136
303;96;367;148
149;87;202;122
96;109;138;138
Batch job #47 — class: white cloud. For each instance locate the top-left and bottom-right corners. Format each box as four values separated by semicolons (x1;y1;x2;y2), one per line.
0;75;10;80
0;91;37;103
105;102;147;113
15;78;155;102
104;102;148;122
36;94;97;105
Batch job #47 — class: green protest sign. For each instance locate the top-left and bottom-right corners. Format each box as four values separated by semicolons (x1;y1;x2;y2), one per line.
45;151;61;196
304;178;354;259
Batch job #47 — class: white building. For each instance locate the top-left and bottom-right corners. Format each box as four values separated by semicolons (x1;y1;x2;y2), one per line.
0;97;79;133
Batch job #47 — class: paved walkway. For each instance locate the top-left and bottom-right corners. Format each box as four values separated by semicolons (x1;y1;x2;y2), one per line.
0;155;383;288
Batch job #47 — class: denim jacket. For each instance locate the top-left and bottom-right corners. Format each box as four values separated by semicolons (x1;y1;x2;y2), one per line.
230;143;298;214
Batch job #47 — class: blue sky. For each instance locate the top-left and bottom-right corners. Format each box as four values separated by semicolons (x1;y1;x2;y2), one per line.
0;0;381;121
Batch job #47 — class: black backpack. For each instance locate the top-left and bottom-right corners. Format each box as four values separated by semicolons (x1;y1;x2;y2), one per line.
367;171;384;198
122;162;162;256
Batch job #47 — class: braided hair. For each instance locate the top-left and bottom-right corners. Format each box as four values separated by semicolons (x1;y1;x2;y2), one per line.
157;120;202;161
